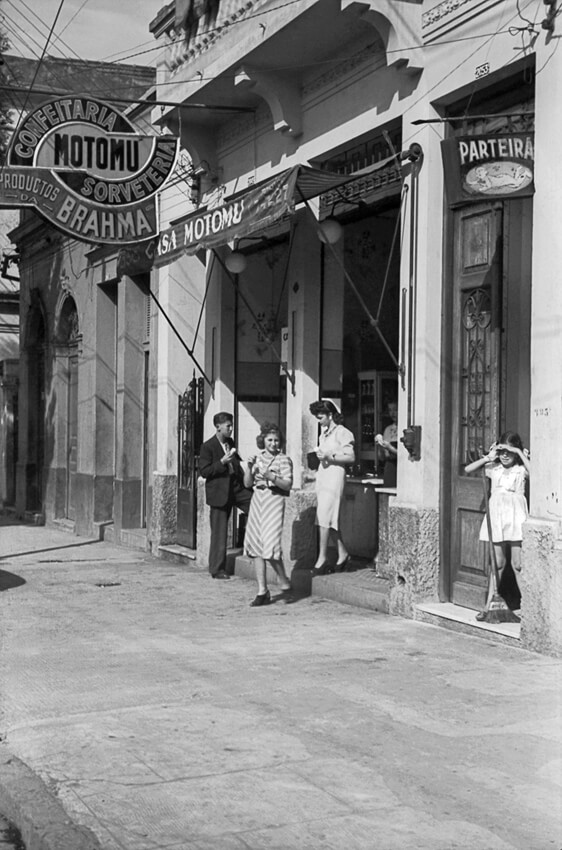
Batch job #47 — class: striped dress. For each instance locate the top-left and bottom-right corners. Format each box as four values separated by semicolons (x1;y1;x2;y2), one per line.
244;451;293;560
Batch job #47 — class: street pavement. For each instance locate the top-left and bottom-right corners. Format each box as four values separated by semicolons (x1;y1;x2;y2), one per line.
0;515;561;850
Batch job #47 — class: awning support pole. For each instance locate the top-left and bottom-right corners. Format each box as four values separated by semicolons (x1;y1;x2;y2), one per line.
299;193;400;370
148;287;214;392
213;250;296;395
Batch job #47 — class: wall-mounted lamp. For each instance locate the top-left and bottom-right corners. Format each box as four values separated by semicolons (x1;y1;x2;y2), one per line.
400;425;422;461
318;217;343;245
225;250;247;274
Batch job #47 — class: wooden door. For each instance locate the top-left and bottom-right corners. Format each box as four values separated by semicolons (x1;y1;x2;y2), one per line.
447;199;532;609
66;353;78;520
449;204;503;609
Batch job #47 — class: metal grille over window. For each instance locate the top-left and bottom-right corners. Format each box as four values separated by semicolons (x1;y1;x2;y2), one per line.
462;287;492;464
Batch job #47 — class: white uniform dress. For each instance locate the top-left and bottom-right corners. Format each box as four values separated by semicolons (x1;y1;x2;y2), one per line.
479;463;528;543
315;424;355;530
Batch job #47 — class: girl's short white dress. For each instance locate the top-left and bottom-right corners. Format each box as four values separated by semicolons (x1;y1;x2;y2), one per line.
315;424;355;530
479;463;528;543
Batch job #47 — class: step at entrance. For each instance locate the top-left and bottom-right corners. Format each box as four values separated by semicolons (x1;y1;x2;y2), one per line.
414;601;521;648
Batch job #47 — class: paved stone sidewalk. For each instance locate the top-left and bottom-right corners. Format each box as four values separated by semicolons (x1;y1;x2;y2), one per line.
0;517;561;850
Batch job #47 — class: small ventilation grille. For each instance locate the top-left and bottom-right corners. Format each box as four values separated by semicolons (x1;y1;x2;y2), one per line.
145;294;151;341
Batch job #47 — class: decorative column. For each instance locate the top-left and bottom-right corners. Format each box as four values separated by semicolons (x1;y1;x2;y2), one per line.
522;35;562;656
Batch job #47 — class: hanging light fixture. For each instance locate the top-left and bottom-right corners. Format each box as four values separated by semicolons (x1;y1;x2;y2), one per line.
225;250;247;273
318;217;343;245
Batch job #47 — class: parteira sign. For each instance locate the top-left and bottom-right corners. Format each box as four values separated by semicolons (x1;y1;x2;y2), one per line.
441;133;534;207
0;96;179;245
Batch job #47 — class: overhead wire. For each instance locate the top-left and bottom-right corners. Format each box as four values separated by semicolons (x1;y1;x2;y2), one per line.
0;0;546;268
11;0;67;132
0;12;54;61
5;0;83;61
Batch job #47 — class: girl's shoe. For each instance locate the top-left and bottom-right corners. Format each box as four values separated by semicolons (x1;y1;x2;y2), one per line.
250;590;271;607
475;610;488;621
310;563;334;576
335;554;351;572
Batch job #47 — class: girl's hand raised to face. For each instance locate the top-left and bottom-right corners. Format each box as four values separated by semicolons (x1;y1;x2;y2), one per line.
486;442;499;461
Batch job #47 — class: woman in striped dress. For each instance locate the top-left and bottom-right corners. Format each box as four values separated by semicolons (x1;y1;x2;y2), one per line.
243;423;293;607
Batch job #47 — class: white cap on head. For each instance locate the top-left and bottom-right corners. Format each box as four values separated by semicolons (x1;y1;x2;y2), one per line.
321;397;341;414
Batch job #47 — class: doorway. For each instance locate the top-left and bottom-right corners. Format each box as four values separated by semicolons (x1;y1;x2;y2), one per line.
445;198;532;609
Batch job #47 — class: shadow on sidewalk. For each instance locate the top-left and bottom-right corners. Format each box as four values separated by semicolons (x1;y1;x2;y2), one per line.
0;569;26;591
0;539;100;563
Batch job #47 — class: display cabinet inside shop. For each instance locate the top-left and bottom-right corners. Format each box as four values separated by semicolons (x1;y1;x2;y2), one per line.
357;370;397;474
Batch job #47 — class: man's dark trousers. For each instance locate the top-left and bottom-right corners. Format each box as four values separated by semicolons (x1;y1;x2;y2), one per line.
199;433;253;576
208;479;252;575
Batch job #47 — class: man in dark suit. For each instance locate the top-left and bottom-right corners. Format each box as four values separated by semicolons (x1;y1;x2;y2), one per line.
199;411;253;579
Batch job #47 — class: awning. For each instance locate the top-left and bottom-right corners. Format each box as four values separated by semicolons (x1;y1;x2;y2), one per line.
118;155;398;273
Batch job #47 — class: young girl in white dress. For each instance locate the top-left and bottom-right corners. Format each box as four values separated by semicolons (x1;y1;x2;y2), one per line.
464;430;530;620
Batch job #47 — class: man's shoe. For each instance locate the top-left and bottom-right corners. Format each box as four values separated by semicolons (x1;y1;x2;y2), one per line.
212;571;230;580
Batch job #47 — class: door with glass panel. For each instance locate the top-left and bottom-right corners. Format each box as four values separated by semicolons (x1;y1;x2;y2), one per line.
448;200;531;609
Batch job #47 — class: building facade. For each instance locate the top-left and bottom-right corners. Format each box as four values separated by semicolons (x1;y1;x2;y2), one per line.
9;59;156;540
147;0;562;656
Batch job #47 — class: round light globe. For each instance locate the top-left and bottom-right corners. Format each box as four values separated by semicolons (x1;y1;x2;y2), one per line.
225;251;247;273
318;218;343;245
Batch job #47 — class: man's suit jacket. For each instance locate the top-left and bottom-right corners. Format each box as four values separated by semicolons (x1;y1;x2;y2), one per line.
199;435;245;507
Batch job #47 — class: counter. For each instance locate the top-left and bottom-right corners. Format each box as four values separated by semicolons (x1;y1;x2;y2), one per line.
340;477;383;558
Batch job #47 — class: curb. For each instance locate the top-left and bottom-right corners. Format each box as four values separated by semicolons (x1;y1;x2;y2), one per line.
0;747;102;850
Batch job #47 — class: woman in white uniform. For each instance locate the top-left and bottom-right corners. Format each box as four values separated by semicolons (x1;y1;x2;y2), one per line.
309;400;355;575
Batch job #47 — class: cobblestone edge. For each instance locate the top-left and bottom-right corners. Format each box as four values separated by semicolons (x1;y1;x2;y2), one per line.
0;747;102;850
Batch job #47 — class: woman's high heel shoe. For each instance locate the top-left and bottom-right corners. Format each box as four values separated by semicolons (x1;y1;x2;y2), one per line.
310;563;334;576
335;554;351;572
250;590;271;607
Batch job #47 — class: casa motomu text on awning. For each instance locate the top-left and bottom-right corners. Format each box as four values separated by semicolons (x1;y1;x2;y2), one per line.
154;169;299;267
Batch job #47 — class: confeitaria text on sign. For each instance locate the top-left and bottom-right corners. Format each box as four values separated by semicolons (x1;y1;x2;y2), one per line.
12;99;123;161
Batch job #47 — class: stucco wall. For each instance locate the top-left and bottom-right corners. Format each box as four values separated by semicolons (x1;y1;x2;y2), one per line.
520;519;562;657
377;501;440;618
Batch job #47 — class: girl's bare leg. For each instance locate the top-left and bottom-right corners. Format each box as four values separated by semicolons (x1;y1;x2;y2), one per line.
254;557;267;595
269;558;291;590
510;542;522;592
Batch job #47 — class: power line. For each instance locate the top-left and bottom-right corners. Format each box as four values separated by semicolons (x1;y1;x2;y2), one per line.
6;0;82;61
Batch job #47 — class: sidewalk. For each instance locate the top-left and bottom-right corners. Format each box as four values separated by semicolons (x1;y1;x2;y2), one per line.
1;517;561;850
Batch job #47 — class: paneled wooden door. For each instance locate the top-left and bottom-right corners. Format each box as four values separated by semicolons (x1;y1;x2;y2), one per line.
66;353;78;521
447;200;532;609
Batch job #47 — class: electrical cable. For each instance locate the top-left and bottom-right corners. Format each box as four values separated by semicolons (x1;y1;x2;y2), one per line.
10;0;67;133
6;0;83;60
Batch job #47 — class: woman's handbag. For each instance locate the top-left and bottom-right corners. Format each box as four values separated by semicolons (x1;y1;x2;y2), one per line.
307;451;320;471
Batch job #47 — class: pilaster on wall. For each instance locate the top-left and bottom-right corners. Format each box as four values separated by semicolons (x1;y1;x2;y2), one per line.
521;519;562;657
114;275;146;530
376;498;440;617
285;212;322;490
530;40;562;524
91;281;118;525
523;36;562;657
151;251;207;545
395;118;445;510
203;248;237;427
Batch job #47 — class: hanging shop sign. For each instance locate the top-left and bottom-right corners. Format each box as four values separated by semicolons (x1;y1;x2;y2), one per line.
154;168;300;267
0;96;179;245
441;133;534;206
